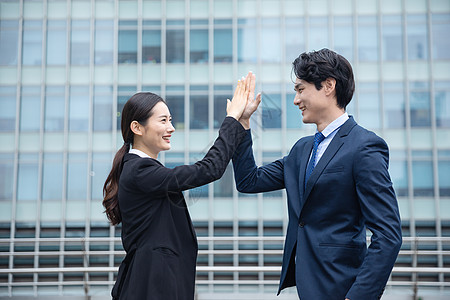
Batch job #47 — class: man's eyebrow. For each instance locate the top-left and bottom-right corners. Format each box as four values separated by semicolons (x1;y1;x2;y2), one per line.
294;83;303;90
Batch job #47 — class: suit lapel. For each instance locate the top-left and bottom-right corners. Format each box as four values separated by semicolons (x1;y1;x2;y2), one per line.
297;137;314;216
300;117;357;212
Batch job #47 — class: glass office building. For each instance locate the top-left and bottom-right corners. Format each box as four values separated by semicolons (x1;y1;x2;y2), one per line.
0;0;449;299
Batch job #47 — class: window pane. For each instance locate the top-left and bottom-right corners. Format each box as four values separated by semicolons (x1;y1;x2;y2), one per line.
407;15;428;60
95;20;114;65
165;94;185;129
285;18;305;63
383;82;405;129
190;29;208;63
438;160;450;197
214;86;232;129
67;153;87;201
0;20;19;65
45;86;65;132
390;159;408;197
435;81;450;128
92;153;111;200
286;91;302;129
214;28;232;63
334;16;353;62
143;30;161;63
20;86;41;132
309;16;328;52
0;154;14;201
94;86;113;131
382;15;403;61
358;16;378;61
432;14;450;60
190;94;208;129
17;154;39;201
262;93;281;129
358;83;380;129
410;82;431;127
238;19;256;63
71;20;90;65
22;21;42;66
0;86;16;132
166;29;185;63
412;159;434;197
42;153;63;201
47;20;67;65
118;27;138;64
69;86;90;132
214;165;233;197
261;18;280;63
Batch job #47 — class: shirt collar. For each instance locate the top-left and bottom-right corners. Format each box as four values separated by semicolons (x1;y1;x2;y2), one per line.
129;148;152;159
320;112;349;138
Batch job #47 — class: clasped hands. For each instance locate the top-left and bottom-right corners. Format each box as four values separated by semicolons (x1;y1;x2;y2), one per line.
226;71;262;130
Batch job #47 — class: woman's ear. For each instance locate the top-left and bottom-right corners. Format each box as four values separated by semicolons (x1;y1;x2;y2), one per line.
324;77;336;96
130;121;143;136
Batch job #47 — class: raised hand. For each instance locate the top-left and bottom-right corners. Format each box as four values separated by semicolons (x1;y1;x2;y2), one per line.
226;76;250;120
239;71;261;129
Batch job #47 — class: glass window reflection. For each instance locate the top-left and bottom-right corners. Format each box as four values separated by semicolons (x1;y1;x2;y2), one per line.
0;153;14;201
238;18;256;63
190;29;208;63
165;86;185;129
17;153;39;201
261;18;280;63
47;20;67;65
95;20;114;65
67;153;88;201
0;86;16;132
358;16;378;61
309;16;328;52
45;86;65;132
69;86;89;132
22;21;42;66
435;81;450;128
383;82;405;129
91;153;111;200
190;87;208;129
42;153;63;201
412;151;434;197
143;30;161;63
431;14;450;60
262;92;281;129
214;28;232;63
410;81;431;127
407;15;428;60
438;151;450;197
358;82;380;129
166;21;185;63
334;16;353;62
382;15;403;61
71;20;90;65
214;85;232;129
94;86;113;131
118;21;138;64
0;20;19;66
20;86;41;132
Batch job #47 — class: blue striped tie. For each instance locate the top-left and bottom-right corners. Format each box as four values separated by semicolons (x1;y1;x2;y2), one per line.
305;132;325;189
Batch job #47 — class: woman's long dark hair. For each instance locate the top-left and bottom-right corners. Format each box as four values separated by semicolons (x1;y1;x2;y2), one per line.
103;92;164;225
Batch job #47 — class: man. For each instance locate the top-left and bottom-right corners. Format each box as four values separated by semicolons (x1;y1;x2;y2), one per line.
233;49;402;299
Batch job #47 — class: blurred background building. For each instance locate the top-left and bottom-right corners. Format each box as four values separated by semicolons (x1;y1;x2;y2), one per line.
0;0;450;299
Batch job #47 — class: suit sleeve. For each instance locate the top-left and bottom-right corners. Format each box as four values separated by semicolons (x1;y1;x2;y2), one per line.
133;117;247;194
232;130;285;193
346;135;402;300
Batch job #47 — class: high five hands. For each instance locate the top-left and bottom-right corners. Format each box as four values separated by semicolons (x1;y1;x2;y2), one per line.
226;71;262;129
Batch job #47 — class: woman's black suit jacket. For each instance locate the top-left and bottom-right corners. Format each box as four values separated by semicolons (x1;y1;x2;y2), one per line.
112;117;246;300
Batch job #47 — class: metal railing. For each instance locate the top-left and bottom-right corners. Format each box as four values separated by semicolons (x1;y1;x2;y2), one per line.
1;236;450;296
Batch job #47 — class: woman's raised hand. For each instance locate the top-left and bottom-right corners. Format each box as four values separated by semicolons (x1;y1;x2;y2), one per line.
226;73;251;120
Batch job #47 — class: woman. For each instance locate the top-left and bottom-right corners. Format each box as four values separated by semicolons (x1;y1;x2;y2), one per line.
103;74;255;300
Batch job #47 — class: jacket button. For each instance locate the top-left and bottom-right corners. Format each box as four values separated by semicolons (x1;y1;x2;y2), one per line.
299;221;305;228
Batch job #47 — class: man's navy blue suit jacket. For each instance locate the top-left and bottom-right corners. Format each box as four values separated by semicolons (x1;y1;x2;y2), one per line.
232;116;402;300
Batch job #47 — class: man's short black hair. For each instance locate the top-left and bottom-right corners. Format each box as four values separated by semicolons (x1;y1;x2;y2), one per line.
292;48;355;109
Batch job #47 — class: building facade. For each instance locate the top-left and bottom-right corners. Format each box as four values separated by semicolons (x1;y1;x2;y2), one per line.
0;0;450;299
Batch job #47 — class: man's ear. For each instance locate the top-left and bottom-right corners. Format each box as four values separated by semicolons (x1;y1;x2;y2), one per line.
324;78;336;96
130;120;143;136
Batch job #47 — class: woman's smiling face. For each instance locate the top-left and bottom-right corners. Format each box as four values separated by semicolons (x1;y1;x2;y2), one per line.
134;101;175;159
